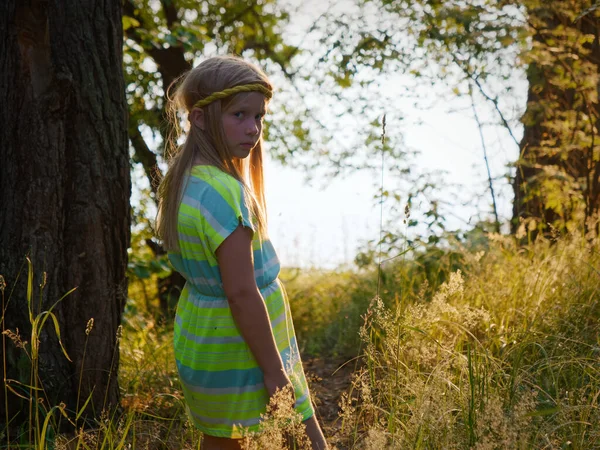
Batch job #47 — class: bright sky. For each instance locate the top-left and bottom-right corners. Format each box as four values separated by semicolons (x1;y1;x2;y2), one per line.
264;95;524;269
263;0;526;268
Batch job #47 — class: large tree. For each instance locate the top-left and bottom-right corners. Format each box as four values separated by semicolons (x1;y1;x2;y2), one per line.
513;1;600;236
0;0;130;438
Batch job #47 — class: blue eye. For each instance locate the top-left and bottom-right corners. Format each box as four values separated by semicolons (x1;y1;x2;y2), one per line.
256;113;265;120
234;112;243;118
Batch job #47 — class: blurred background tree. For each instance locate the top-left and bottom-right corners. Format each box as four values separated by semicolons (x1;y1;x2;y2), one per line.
514;1;600;237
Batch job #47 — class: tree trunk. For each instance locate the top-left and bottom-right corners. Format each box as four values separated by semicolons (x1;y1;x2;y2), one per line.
0;0;130;434
513;2;600;235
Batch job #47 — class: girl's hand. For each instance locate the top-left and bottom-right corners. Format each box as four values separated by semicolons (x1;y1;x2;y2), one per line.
263;370;296;405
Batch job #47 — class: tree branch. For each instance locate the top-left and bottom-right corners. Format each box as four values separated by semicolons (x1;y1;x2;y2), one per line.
129;119;162;199
469;83;501;232
162;0;178;29
123;0;191;90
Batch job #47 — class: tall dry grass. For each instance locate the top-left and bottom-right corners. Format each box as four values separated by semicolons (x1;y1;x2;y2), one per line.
2;232;598;449
331;234;600;449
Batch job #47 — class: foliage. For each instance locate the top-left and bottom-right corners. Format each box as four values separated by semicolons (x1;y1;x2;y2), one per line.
124;0;424;166
124;0;345;187
124;0;458;321
285;234;468;358
336;233;600;449
515;1;600;234
6;230;598;448
1;261;92;447
124;0;297;145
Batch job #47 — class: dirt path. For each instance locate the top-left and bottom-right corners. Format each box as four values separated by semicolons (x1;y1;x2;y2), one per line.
303;357;356;447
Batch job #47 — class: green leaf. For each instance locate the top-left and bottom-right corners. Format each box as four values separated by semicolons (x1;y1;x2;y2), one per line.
76;389;95;421
123;16;141;31
27;256;33;323
38;405;66;450
133;264;152;279
34;311;72;362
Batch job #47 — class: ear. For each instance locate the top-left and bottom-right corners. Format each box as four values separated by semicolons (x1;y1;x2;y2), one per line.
190;108;205;131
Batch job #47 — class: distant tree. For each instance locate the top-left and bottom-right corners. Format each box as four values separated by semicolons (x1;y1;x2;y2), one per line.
356;0;600;237
513;1;600;237
0;0;129;436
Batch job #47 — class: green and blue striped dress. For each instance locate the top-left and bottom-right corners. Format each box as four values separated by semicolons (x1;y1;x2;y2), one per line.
168;165;314;438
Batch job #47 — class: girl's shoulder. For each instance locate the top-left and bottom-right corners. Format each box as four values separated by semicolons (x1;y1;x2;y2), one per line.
187;165;244;205
189;164;239;186
189;165;238;185
183;165;255;249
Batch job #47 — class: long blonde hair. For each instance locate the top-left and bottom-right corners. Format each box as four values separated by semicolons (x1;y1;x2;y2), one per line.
156;55;271;251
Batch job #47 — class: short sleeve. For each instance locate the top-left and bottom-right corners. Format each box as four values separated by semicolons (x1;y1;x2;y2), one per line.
196;176;254;255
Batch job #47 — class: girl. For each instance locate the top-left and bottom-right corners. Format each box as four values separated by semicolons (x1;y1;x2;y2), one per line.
156;55;327;450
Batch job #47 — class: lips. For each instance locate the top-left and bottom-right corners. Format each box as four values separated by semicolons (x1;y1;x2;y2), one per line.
241;142;256;148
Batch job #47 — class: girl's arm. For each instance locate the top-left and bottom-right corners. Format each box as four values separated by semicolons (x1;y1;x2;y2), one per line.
216;224;292;397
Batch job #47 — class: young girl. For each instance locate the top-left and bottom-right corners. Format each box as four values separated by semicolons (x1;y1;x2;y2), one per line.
156;55;327;450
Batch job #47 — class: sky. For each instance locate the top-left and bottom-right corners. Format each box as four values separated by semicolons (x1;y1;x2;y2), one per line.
263;92;524;269
260;0;526;268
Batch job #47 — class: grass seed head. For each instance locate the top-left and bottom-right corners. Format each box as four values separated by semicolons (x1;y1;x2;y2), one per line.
85;318;94;335
2;328;27;349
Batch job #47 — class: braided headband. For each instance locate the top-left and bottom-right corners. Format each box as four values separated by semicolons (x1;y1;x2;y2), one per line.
193;83;272;109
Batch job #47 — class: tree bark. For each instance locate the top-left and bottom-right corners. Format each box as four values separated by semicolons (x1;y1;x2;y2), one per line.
513;2;600;235
0;0;130;433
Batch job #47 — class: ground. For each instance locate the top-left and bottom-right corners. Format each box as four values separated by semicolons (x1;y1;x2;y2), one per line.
303;357;356;447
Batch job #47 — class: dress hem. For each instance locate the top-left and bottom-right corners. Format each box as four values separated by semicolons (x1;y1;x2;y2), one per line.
191;406;315;439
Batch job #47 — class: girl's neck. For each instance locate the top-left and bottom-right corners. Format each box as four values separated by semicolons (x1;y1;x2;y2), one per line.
192;156;214;166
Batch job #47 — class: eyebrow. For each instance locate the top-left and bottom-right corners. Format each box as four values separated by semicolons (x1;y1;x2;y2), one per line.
233;107;267;115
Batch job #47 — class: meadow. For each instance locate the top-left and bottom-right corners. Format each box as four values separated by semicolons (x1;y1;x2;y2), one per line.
3;230;599;449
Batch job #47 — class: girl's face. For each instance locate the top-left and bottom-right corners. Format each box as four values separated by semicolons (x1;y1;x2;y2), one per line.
222;92;267;159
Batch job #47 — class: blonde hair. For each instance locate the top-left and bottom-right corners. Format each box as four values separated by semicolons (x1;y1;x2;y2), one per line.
156;55;271;251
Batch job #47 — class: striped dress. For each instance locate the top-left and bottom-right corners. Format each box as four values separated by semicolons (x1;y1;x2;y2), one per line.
168;165;314;438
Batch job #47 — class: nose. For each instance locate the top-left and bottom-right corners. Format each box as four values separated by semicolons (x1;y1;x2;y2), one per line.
246;119;259;136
